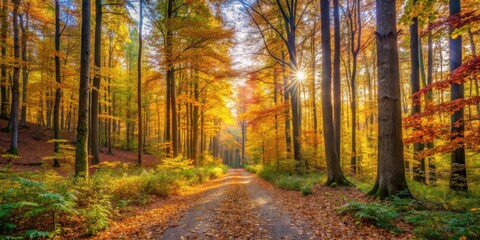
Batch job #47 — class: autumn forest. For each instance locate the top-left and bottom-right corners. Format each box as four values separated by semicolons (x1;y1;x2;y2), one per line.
0;0;479;239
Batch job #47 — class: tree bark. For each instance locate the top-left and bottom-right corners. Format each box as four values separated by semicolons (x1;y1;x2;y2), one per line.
90;0;102;165
282;51;292;159
9;0;20;154
321;0;348;186
192;71;199;165
75;0;91;178
368;0;410;199
333;0;341;170
19;11;28;128
410;12;425;183
137;0;143;166
426;30;436;184
0;0;8;119
448;0;467;192
54;0;61;167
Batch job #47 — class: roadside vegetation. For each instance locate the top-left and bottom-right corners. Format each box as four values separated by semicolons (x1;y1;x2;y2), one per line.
0;158;227;239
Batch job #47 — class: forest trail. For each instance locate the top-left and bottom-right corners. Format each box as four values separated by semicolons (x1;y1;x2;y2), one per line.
160;169;304;239
95;169;411;240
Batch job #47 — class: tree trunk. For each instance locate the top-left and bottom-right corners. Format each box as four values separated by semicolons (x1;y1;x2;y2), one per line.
282;51;292;159
90;0;102;165
410;13;425;183
333;0;341;169
368;0;410;199
274;68;280;170
426;30;436;184
53;0;61;167
107;34;113;155
0;0;8;119
9;0;20;154
75;0;91;178
321;0;348;186
192;74;199;165
137;0;143;166
19;11;28;128
449;0;467;192
166;0;178;157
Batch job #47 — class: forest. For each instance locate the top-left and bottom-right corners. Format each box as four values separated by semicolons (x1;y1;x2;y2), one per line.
0;0;479;239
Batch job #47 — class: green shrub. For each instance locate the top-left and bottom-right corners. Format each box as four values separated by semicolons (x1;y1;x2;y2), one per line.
82;203;111;236
207;165;227;178
405;210;480;240
0;177;76;237
300;184;313;195
339;201;401;233
253;166;321;194
1;163;228;238
145;172;176;197
245;164;262;174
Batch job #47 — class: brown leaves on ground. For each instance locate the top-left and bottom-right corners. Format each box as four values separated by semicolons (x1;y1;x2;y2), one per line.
88;178;230;239
0;119;161;173
207;173;268;239
252;177;414;239
90;169;413;239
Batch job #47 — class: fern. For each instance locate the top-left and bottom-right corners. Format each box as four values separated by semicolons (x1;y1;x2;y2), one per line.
339;202;401;233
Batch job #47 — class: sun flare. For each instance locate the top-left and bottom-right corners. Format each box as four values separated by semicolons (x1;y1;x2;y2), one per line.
296;70;307;82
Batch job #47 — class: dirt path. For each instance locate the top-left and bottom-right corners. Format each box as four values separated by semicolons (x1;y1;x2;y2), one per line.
93;169;411;240
160;169;304;239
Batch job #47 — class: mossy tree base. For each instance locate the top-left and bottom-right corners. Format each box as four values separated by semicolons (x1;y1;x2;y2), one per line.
367;181;412;200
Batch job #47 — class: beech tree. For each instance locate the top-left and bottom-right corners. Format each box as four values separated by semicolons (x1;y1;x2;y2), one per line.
54;0;61;167
9;0;21;154
137;0;143;166
75;0;91;178
321;0;348;186
368;0;410;199
0;0;7;119
448;0;467;192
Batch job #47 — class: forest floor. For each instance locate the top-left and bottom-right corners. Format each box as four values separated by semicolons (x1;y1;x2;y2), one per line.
0;119;161;172
93;169;413;240
0;121;413;239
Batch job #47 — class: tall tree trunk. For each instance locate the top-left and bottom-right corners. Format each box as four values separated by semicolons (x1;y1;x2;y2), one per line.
192;71;199;166
9;0;20;154
19;11;28;128
90;0;102;165
107;33;113;154
75;0;91;178
368;0;410;199
53;0;61;167
346;0;361;174
321;0;348;186
274;68;280;170
410;12;425;183
449;0;467;192
0;0;8;119
333;0;341;168
426;30;436;184
137;0;143;166
282;51;292;159
166;0;178;157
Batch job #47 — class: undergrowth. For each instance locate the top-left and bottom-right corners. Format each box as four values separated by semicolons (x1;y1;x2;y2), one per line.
338;195;480;239
246;164;322;195
0;159;228;238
